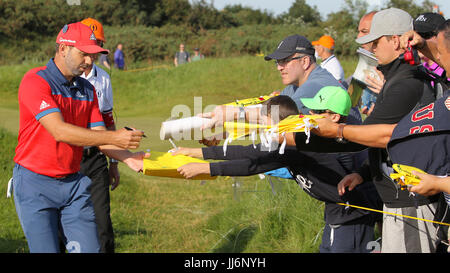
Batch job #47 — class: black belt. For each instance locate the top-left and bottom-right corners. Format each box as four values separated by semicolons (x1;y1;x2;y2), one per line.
54;172;78;180
83;146;100;157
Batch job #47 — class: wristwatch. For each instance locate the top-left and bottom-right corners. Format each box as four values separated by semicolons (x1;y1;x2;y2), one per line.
335;123;347;143
109;158;119;164
238;106;246;120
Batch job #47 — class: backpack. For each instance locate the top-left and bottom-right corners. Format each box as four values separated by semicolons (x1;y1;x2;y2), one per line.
415;65;447;108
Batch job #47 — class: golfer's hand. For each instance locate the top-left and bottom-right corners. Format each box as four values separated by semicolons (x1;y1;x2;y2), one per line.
177;163;210;179
123;151;151;172
338;173;364;196
114;128;145;149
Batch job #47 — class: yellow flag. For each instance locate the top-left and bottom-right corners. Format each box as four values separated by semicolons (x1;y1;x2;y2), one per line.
143;151;216;180
224;95;277;107
272;114;323;134
223;114;322;140
389;164;426;189
223;121;269;140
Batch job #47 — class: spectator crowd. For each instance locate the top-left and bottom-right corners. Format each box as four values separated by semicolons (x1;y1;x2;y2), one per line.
8;7;450;254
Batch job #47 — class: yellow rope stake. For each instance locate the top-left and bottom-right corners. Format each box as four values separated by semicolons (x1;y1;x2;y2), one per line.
337;202;450;227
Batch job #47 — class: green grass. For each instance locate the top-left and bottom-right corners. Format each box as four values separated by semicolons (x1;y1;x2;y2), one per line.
110;55;285;118
106;171;325;253
0;128;28;253
0;55;358;253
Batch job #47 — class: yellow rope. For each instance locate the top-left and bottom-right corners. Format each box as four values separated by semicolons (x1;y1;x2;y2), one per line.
337;202;450;227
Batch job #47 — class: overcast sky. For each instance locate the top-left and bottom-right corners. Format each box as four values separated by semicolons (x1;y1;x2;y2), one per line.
208;0;449;18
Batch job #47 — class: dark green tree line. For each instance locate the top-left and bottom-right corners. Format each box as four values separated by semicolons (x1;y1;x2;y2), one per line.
0;0;441;64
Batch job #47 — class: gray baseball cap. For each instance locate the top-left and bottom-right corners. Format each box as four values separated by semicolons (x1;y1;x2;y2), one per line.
355;8;413;45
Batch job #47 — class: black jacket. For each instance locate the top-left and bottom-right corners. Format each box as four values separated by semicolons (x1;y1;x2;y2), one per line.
387;94;450;195
296;58;437;207
203;145;380;225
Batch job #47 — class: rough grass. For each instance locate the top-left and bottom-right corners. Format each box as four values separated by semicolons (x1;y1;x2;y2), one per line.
0;128;28;253
0;55;358;253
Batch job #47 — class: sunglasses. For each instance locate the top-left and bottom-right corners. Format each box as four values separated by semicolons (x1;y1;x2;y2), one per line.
275;55;305;66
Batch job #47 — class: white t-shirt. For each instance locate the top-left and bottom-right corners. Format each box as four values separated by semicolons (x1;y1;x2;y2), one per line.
320;55;345;83
81;64;114;113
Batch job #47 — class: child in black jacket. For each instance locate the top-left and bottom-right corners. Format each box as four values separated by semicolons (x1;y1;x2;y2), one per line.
174;87;381;253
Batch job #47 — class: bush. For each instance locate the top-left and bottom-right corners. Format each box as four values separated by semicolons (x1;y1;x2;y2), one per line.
101;23;349;65
0;22;362;66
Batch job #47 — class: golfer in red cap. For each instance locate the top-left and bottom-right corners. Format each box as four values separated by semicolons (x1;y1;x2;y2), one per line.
12;22;149;253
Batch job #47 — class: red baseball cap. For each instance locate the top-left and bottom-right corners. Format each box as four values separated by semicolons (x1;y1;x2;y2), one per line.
56;22;109;54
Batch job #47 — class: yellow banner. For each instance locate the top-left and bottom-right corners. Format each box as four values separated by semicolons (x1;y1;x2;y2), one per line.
224;95;277;107
143;151;216;180
223;114;323;140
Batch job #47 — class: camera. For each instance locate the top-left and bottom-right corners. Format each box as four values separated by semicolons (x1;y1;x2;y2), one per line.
399;41;420;66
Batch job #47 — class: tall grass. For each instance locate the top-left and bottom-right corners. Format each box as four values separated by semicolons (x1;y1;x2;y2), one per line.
109;169;324;253
0;55;358;253
0;128;28;252
0;63;39;109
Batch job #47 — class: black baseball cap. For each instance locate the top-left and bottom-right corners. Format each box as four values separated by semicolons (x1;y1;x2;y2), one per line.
414;12;445;35
264;34;315;61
